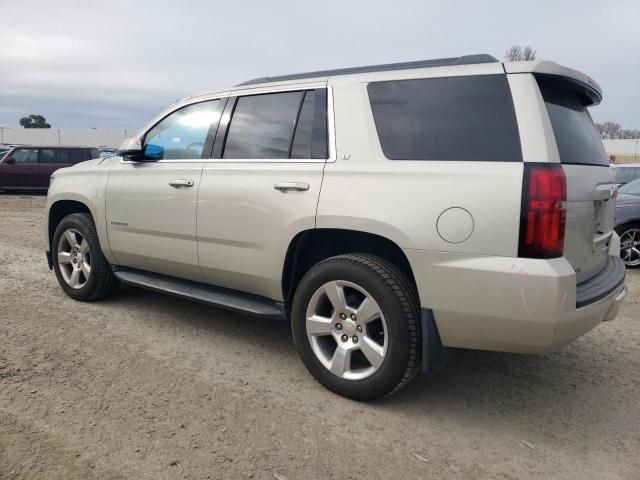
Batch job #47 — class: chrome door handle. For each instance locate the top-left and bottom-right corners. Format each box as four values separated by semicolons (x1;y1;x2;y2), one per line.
169;179;195;188
274;182;310;193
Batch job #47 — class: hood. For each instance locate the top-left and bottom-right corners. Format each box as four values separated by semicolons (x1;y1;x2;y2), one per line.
615;193;640;208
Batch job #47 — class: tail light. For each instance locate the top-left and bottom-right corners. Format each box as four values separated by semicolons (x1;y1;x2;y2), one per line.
518;164;567;258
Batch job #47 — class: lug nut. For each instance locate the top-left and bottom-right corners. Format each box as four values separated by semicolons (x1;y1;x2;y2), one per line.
350;314;356;321
341;334;348;342
339;313;347;320
356;325;362;332
352;335;358;343
336;323;343;330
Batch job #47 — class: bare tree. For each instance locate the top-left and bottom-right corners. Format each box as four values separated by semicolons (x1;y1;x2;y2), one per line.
504;45;537;61
596;121;640;139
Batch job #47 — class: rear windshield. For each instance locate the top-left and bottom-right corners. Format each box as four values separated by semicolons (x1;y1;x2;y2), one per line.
367;75;522;161
536;75;608;167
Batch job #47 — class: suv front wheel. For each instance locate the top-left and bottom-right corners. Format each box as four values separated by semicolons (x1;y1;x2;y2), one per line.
291;254;420;401
52;212;118;301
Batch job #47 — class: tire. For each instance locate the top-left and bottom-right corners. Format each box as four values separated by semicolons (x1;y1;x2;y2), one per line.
616;222;640;268
52;212;119;301
291;254;420;401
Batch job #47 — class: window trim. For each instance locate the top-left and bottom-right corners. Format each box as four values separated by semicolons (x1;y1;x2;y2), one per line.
210;85;334;164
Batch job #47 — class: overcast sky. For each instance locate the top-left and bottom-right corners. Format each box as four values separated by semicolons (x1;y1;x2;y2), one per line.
1;0;638;130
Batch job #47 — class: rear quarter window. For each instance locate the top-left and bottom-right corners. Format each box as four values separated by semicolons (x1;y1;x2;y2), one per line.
367;75;522;161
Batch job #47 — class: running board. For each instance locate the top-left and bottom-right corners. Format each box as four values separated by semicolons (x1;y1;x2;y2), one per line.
112;267;286;320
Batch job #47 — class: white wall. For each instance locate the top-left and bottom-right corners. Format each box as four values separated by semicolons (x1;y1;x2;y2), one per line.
603;139;639;156
0;128;138;148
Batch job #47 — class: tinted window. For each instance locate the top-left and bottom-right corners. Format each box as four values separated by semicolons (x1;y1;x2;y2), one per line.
223;91;303;159
536;76;608;167
40;149;58;163
38;149;84;164
8;149;38;164
291;91;315;159
70;149;85;164
144;100;221;160
88;148;100;159
368;75;522;161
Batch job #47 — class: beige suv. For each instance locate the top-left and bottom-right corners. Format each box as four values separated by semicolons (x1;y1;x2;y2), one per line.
44;54;627;400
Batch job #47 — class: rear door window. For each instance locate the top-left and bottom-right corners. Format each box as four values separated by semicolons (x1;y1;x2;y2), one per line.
222;89;327;160
223;91;303;159
368;75;522;161
536;75;608;167
39;149;58;163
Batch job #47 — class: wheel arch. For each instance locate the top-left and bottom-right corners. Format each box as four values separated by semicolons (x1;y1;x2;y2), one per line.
47;200;93;253
282;228;418;304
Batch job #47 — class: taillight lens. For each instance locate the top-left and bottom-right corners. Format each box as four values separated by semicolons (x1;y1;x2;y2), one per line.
518;164;567;258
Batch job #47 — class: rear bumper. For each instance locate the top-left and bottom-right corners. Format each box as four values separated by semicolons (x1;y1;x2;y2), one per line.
405;250;627;354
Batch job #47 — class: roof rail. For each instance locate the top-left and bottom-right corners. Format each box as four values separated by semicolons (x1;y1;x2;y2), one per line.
236;54;499;86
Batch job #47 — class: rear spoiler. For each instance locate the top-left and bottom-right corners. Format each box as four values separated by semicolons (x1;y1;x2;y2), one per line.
504;60;602;106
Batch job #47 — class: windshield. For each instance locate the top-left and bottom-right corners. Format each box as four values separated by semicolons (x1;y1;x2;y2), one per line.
619;177;640;196
614;166;640;185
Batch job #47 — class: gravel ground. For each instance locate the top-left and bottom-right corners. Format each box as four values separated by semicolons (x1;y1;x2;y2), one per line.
1;194;639;480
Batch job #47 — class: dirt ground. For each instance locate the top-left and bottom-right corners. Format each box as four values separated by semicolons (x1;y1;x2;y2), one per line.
0;194;638;480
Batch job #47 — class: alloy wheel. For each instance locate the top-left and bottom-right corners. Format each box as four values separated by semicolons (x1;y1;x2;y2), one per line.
305;280;388;380
620;228;640;267
57;228;91;289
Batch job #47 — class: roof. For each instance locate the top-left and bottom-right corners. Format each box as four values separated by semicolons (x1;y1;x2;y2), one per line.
236;54;498;86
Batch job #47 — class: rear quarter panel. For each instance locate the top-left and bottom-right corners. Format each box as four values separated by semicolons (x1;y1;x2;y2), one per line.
317;66;523;256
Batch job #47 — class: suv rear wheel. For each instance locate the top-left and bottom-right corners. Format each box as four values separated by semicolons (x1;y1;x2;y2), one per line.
52;212;118;301
291;254;420;401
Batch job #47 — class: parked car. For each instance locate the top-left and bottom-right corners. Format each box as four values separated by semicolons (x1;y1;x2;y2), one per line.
98;147;118;158
0;145;99;192
615;177;640;267
43;55;626;400
613;163;640;186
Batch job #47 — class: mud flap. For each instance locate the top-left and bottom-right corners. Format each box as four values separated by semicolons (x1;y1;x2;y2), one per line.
421;309;451;374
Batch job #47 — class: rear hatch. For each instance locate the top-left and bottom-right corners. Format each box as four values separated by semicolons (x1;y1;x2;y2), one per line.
536;74;615;283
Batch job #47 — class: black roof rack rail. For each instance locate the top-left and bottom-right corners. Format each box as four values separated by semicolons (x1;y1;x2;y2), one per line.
236;54;499;87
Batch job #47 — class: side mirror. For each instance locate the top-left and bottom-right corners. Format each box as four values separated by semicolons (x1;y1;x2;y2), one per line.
4;157;15;165
117;137;145;161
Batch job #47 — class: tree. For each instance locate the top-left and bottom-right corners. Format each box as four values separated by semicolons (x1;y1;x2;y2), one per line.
504;45;537;62
19;114;51;128
595;122;640;139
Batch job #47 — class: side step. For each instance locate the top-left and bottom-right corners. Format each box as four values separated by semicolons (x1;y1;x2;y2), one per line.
112;267;286;320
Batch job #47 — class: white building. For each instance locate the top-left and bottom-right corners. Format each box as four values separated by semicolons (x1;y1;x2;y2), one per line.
0;128;138;148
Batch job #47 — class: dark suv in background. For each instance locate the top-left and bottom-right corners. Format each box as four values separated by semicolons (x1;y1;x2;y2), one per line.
0;146;99;192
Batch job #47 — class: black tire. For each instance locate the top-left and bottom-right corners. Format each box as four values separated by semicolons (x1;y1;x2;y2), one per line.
291;254;420;401
616;222;640;268
52;212;119;301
